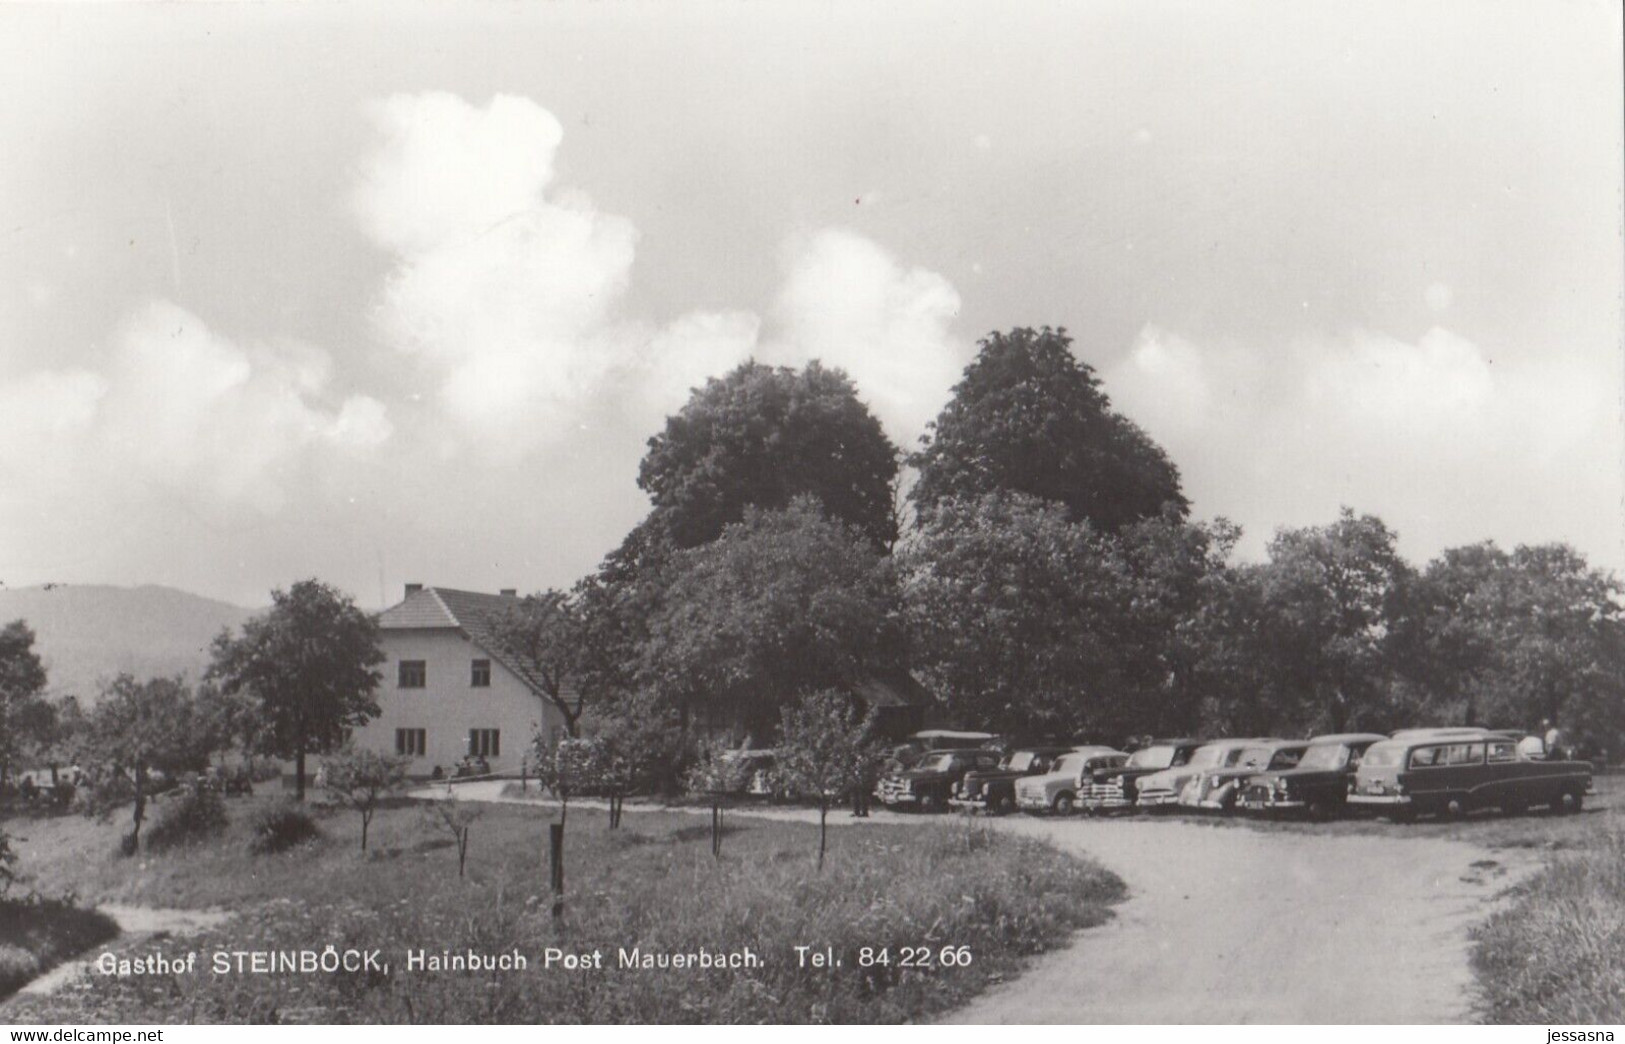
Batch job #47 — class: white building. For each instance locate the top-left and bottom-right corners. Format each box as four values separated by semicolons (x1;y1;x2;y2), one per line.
351;584;570;777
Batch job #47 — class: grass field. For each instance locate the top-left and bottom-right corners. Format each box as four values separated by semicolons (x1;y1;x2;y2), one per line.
3;796;1123;1024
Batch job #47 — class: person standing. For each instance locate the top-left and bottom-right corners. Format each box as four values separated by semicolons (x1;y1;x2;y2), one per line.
1543;719;1568;761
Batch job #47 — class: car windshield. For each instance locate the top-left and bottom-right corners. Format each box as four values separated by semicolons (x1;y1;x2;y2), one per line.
915;753;956;772
1005;751;1038;772
1236;746;1277;770
1298;744;1348;770
1051;754;1086;775
1362;742;1405;768
1187;745;1229;769
1128;746;1176;769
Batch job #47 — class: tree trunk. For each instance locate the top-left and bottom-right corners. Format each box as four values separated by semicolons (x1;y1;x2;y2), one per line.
295;745;307;802
560;794;568;830
457;828;469;877
131;764;148;847
817;801;828;872
361;810;371;852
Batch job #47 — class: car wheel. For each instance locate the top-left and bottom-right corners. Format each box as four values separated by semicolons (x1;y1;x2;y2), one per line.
996;794;1015;815
919;793;941;814
1443;796;1467;819
1557;790;1583;815
1053;793;1075;816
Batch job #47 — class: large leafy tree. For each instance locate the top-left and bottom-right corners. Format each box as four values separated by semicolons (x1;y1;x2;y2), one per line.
900;492;1134;738
638;360;900;551
909;326;1187;532
0;619;50;787
86;675;216;851
1401;542;1625;753
1253;509;1413;734
207;579;384;800
1114;511;1247;736
641;497;904;741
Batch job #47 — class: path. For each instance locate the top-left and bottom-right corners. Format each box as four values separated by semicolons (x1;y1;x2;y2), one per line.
438;780;1539;1023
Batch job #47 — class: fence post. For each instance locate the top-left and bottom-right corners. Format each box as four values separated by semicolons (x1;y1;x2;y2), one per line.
549;823;565;920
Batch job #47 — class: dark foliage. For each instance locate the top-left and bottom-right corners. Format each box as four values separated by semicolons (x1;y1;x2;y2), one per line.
248;802;321;855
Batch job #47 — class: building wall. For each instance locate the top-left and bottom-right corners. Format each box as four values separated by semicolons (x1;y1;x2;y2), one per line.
350;628;562;776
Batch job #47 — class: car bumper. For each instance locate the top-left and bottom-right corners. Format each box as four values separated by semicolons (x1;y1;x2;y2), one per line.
875;786;918;806
948;797;990;811
1136;791;1180;807
1240;796;1306;810
1347;793;1411;806
1016;796;1051;811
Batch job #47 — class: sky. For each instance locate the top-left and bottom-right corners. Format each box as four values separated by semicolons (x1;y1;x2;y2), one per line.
0;0;1621;608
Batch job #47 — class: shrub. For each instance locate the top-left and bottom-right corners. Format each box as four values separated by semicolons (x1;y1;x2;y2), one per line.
146;787;229;852
248;802;321;855
0;892;120;998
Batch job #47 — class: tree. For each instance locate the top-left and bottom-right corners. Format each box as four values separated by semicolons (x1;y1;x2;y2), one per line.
322;746;409;851
641;498;905;740
1401;542;1625;754
585;693;686;826
85;675;214;853
0;619;49;787
1253;509;1413;734
531;736;606;830
909;326;1187;532
638;360;900;551
1113;512;1247;737
773;690;881;871
900;492;1133;738
490;591;593;738
425;794;483;878
207;579;384;801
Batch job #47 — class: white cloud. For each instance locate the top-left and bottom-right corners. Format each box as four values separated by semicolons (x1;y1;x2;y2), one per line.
1104;322;1621;565
0;300;390;518
767;227;965;443
356;92;641;458
354;96;967;458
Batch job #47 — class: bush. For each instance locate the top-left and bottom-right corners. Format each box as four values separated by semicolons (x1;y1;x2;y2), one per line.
248;802;321;855
146;787;229;852
0;892;120;999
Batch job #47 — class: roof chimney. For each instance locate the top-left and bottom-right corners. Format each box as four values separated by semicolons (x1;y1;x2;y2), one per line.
499;588;518;598
405;583;423;597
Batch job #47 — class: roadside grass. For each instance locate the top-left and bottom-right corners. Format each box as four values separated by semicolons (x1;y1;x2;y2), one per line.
4;798;1124;1024
1471;810;1625;1024
0;894;119;1001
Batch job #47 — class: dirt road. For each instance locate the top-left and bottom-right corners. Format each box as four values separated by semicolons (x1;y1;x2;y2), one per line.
429;781;1539;1023
947;816;1536;1024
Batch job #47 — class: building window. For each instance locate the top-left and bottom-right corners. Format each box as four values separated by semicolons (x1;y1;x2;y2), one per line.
395;728;426;757
468;728;500;758
471;659;491;687
398;660;426;688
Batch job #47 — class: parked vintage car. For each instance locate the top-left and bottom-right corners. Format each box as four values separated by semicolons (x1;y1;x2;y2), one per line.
1016;747;1128;814
1134;738;1269;809
1237;732;1389;816
950;745;1077;814
1080;738;1206;813
1179;739;1308;811
875;747;1003;812
1348;734;1594;819
879;730;999;774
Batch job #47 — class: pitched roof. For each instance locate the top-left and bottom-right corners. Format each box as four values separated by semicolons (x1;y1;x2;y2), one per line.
378;587;556;699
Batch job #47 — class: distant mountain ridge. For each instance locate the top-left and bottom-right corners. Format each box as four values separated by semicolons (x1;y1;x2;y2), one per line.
0;584;259;701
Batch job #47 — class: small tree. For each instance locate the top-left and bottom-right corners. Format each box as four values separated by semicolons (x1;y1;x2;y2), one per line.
425;795;484;878
591;698;685;828
85;675;213;853
682;744;753;858
491;591;594;738
531;736;605;831
0;619;50;788
207;579;384;801
322;746;409;851
773;690;881;871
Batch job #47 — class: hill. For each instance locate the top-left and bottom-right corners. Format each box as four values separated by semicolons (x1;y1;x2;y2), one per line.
0;584;259;701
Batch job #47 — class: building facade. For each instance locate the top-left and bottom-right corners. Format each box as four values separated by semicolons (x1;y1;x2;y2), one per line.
350;585;570;777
